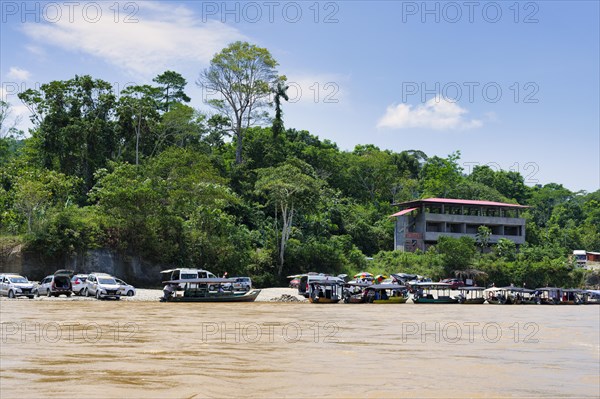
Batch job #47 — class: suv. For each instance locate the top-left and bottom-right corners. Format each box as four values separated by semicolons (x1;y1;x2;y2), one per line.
71;274;89;295
0;274;35;299
35;270;74;297
229;277;252;292
84;273;121;299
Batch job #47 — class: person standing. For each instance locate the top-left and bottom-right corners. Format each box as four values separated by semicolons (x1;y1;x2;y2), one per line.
162;283;176;301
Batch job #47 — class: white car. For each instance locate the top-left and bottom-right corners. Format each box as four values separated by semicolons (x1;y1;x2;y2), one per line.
84;273;121;299
115;278;136;297
71;274;89;295
0;274;35;299
223;277;252;292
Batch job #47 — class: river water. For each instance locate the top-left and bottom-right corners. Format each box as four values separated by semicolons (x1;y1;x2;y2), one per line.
1;300;598;398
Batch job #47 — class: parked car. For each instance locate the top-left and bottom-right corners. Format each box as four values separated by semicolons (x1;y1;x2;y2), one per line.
441;278;465;289
0;274;35;299
71;274;89;295
223;277;252;292
115;278;136;297
34;270;74;297
289;278;300;289
84;273;121;299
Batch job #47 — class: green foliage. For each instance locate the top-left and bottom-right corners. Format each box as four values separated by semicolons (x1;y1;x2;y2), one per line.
2;59;597;287
27;206;105;257
370;249;445;280
436;236;476;275
494;238;517;261
420;151;463;198
18;76;117;191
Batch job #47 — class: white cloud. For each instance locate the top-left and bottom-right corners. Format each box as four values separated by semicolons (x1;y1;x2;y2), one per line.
377;96;483;130
21;2;246;78
7;67;31;81
25;45;47;58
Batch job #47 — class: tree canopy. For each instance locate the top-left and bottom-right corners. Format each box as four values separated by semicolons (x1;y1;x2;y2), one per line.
1;43;598;288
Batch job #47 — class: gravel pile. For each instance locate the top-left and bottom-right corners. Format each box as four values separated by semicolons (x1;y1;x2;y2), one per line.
269;294;306;302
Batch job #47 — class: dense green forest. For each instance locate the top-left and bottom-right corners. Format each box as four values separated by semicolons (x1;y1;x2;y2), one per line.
1;43;599;287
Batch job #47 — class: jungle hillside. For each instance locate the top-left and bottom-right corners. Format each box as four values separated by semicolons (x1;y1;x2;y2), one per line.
1;42;599;288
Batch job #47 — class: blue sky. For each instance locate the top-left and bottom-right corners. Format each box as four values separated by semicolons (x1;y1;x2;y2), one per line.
1;1;599;192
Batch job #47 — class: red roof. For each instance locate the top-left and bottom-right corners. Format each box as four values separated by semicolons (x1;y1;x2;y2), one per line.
395;198;527;208
389;207;418;217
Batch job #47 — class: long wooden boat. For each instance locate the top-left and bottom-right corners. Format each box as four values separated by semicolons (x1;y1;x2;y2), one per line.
308;279;344;303
559;288;585;305
511;288;537;304
456;287;486;304
584;290;600;304
533;287;562;305
365;284;409;304
486;287;537;305
343;282;370;303
412;282;458;304
162;278;261;302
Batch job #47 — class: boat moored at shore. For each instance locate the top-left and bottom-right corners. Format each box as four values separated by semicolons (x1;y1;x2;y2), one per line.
162;278;261;302
412;282;458;304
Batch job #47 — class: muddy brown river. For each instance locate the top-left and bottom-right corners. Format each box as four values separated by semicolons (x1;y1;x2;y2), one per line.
1;300;598;398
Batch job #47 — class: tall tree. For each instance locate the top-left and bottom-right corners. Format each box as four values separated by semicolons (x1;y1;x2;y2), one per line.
197;41;282;164
272;80;289;138
255;160;321;275
115;85;161;164
153;71;191;112
476;225;492;253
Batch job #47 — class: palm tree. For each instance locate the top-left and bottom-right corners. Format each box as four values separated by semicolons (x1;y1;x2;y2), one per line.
272;81;289;138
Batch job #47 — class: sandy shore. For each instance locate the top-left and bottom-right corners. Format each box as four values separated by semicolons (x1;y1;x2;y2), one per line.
0;287;307;302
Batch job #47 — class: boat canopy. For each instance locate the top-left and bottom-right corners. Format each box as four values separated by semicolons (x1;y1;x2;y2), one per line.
308;279;344;286
164;277;233;284
500;287;534;293
412;282;452;288
345;282;372;287
458;286;485;292
366;284;407;290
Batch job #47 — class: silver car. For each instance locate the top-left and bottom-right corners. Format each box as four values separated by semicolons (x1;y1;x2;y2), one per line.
115;278;136;297
84;273;121;299
34;270;74;297
0;274;35;299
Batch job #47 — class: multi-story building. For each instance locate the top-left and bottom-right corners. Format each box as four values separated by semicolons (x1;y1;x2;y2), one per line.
392;198;527;252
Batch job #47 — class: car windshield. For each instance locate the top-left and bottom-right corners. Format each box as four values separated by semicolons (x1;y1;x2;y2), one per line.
98;278;117;285
9;277;28;283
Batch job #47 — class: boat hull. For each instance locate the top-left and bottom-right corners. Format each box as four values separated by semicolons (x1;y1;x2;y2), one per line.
344;295;367;304
167;289;261;302
309;297;341;304
458;298;486;304
413;297;458;304
372;296;408;304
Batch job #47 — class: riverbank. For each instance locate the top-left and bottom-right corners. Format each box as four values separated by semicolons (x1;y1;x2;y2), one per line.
0;287;307;302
